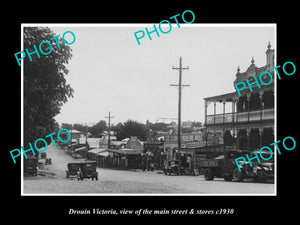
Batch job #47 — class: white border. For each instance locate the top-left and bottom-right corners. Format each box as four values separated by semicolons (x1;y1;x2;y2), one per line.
21;23;277;196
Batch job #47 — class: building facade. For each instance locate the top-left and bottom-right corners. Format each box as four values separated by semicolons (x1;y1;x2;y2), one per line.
204;42;275;150
143;142;164;170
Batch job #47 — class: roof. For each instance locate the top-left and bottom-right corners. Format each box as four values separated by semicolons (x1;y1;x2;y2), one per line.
121;138;129;142
98;151;110;157
69;129;84;134
74;146;86;152
101;131;116;136
111;140;127;146
88;148;107;154
125;136;144;150
109;148;143;155
203;83;273;102
87;148;143;156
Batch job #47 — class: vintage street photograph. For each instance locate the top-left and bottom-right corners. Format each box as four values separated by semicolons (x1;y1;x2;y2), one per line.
21;24;276;195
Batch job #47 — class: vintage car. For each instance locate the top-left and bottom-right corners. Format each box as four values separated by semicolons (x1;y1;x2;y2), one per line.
24;157;38;176
66;161;98;181
236;150;274;182
66;163;81;178
163;159;184;175
41;152;47;159
199;149;274;182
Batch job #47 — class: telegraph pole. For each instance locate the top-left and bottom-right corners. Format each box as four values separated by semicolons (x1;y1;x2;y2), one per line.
105;111;114;149
85;125;88;161
170;56;190;159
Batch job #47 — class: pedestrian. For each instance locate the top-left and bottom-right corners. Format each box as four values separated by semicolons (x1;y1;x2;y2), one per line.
150;162;154;171
142;157;146;171
77;167;82;180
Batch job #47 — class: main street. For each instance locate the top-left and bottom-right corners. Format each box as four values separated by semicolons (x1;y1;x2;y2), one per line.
23;144;275;195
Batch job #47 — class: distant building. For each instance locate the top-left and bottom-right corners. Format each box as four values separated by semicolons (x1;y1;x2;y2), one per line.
125;136;144;150
181;121;193;129
99;131;118;148
69;129;84;141
87;136;144;170
166;121;177;130
163;131;223;173
100;131;117;138
143;142;164;170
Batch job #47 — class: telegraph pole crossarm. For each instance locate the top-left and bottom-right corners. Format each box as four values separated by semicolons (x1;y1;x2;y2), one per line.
105;111;114;149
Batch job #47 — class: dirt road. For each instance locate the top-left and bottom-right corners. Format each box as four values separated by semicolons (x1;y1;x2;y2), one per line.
23;144;275;195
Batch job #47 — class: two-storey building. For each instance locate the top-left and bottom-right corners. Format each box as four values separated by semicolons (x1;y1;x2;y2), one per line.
204;42;275;150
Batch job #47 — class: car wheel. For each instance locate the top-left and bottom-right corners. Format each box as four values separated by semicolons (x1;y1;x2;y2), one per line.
257;170;267;183
204;168;214;180
232;168;244;182
224;175;232;181
86;169;93;177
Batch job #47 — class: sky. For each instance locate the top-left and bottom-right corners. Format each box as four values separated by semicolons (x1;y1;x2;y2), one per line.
47;24;275;126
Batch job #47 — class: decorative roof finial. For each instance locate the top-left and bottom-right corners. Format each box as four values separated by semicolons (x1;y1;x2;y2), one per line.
237;65;240;73
251;56;255;64
267;41;271;50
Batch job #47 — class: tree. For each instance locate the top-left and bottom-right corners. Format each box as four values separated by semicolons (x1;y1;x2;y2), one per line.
148;122;169;132
89;120;107;137
73;123;86;132
113;120;148;141
61;123;73;130
24;27;74;144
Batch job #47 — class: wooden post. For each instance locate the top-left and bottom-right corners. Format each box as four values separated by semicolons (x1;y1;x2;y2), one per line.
171;57;190;151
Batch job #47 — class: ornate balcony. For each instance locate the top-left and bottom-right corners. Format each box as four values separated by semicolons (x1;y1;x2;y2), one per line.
206;108;274;125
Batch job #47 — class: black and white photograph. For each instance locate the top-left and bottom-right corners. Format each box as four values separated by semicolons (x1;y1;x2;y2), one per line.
4;4;299;221
21;24;276;195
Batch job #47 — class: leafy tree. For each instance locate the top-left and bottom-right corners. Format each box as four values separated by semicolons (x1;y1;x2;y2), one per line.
89;120;107;137
24;27;74;144
73;123;86;132
61;123;73;130
148;122;169;132
53;122;60;133
113;120;148;141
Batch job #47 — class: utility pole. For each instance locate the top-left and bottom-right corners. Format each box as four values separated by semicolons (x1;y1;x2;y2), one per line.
85;125;88;161
170;56;190;159
82;122;95;161
105;111;114;149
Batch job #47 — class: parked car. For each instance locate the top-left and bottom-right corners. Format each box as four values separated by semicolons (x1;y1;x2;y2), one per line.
66;161;98;181
199;149;274;182
24;157;38;176
163;159;184;175
66;162;81;178
41;152;47;159
236;150;274;182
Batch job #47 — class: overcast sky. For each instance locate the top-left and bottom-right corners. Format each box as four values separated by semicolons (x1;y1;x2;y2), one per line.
47;24;275;126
